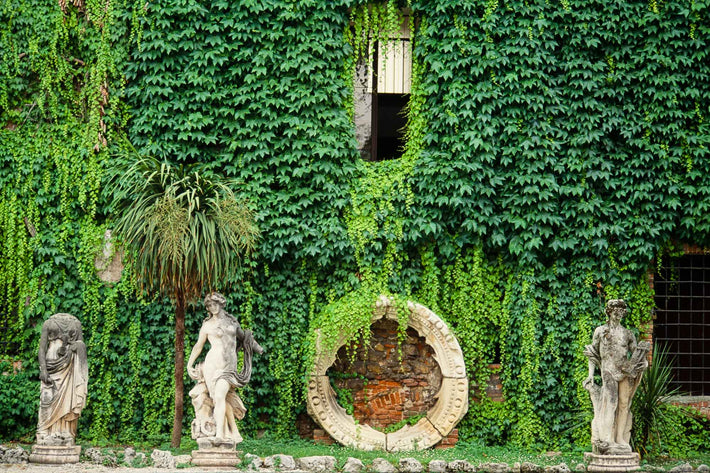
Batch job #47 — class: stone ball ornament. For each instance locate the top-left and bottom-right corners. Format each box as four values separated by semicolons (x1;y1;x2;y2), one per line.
306;295;469;451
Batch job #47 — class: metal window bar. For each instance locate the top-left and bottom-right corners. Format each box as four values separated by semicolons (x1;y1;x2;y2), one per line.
654;254;710;396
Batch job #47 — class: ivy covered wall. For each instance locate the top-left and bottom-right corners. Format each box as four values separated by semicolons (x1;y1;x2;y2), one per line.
1;0;709;452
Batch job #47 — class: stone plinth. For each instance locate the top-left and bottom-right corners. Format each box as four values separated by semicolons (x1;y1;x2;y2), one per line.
191;448;240;468
585;452;640;472
29;445;81;464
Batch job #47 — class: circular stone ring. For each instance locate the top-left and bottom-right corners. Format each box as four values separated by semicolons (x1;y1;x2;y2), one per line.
306;295;468;451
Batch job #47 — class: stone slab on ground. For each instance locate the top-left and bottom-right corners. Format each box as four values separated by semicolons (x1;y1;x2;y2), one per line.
263;455;297;470
428;460;448;473
545;464;571;473
478;462;510;473
447;460;476;472
399;457;424;473
0;445;29;464
296;456;337;472
342;457;365;473
244;453;263;470
670;464;694;473
372;458;397;473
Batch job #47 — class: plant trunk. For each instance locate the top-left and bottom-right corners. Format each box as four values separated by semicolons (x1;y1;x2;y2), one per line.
171;293;186;448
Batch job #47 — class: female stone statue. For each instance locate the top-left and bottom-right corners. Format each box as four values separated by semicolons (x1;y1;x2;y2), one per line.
187;292;263;448
36;313;88;446
584;299;650;455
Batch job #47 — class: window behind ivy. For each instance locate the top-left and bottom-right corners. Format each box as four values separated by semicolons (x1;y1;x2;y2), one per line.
353;14;411;161
654;253;710;396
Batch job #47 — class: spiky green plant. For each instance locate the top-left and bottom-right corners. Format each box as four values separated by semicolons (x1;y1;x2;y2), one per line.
109;151;259;447
631;344;688;457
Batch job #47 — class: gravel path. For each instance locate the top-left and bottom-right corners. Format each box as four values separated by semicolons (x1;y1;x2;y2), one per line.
1;465;250;473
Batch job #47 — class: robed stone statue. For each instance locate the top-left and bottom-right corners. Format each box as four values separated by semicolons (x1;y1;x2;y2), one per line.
30;313;88;464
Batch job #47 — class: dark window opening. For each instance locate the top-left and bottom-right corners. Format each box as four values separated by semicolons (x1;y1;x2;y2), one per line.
373;93;408;161
654;253;710;395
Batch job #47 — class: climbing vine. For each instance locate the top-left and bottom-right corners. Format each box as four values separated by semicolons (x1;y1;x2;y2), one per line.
1;0;709;454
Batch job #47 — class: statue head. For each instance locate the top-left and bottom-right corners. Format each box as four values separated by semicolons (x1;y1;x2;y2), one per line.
605;299;627;323
204;292;226;315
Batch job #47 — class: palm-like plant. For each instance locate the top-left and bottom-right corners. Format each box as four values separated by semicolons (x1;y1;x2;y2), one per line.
631;344;688;456
110;153;259;447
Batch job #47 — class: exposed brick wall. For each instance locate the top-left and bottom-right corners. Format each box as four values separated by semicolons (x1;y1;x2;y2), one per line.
298;319;506;447
480;364;504;403
328;318;442;430
670;397;710;419
435;429;459;449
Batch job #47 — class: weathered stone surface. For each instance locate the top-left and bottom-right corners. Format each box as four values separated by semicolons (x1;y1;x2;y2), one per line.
697;465;710;473
447;460;476;472
478;463;509;473
135;452;147;466
29;445;81;465
372;458;397;473
399;457;424;473
669;463;693;473
353;63;373;160
151;449;176;469
425;377;469;443
428;460;448;473
187;293;263;448
307;296;467;451
521;462;544;473
343;457;366;473
387;418;442;452
123;447;136;465
584;300;649;456
573;464;586;472
0;445;29;464
95;229;124;283
545;464;571;473
297;455;337;472
244;453;263;470
192;449;239;468
585;452;641;473
84;447;117;466
264;454;297;470
122;447;147;466
175;454;192;466
34;313;88;449
307;374;387;450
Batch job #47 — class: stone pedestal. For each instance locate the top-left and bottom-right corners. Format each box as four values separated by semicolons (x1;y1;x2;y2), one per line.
191;448;240;468
29;445;81;464
585;452;641;472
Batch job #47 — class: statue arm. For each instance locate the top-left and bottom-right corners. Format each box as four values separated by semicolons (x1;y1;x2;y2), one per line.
583;328;601;386
627;330;637;353
187;327;208;380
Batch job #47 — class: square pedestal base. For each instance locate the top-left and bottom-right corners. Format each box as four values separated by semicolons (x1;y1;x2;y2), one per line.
29;444;81;464
585;452;641;472
191;448;240;468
